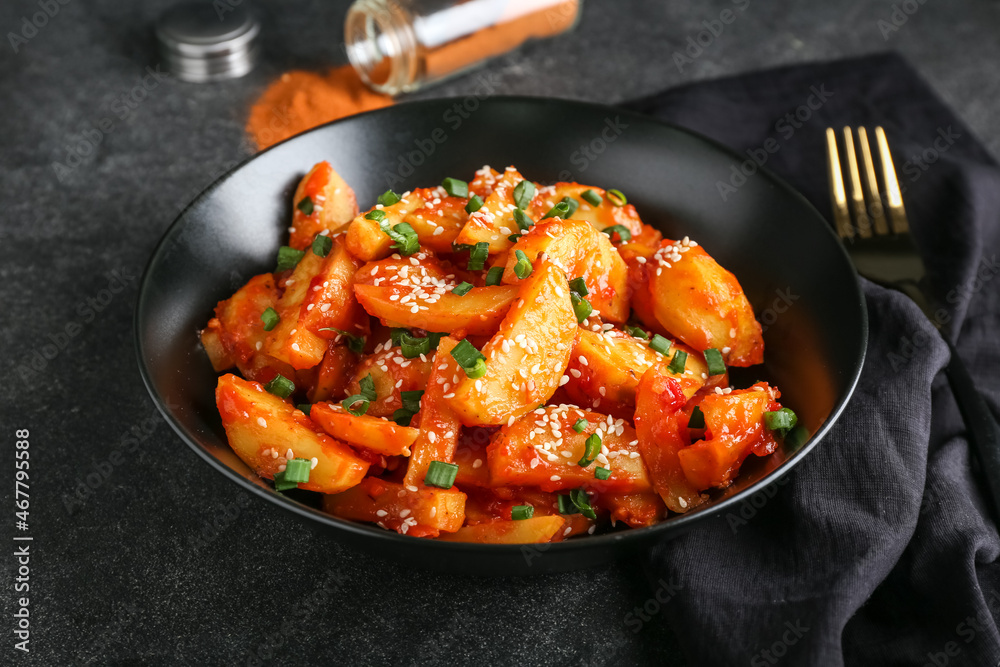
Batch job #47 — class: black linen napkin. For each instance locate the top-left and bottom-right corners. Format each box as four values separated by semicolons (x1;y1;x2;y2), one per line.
624;53;1000;666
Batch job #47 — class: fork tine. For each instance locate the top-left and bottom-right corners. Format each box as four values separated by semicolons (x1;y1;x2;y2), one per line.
825;128;854;240
857;127;890;235
875;126;909;235
842;127;872;239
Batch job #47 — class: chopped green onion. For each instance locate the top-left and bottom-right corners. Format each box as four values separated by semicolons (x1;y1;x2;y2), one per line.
568;277;589;296
573;418;588;434
318;328;366;355
390;328;406;346
602;225;632;242
764;408;798;437
365;209;386;222
273;471;298;492
377;190;400;206
649;334;671;356
606;189;627;207
467;242;489;271
560;196;579;218
594;467;611;481
557;494;579;515
511;504;534;521
296;403;312;416
667;350;688;374
452;281;473;296
264;374;295;399
542;200;570;220
260;307;280;331
581;189;602;207
485;266;504;286
379;220;420;256
296;196;314;215
343;373;377;416
513;250;533;279
571;292;593;323
626;325;648;340
441;177;468;198
399;331;434;359
424;460;459;488
513;208;534;231
569;488;597;519
392;390;423;426
579;433;601;467
311;234;333;257
284;458;311;484
688;406;706;430
513;180;535;209
275;246;305;272
704;348;727;376
508;234;521;243
465;195;484;213
450;339;487;379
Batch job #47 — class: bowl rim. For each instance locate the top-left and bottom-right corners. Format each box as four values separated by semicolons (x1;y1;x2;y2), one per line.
134;94;868;557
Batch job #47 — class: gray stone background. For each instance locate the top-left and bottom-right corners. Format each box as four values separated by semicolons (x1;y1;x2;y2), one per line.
0;0;996;664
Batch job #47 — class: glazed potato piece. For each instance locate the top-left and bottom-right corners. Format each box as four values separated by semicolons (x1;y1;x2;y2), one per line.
437;515;565;544
323;477;466;537
503;218;630;323
634;367;707;513
344;193;427;262
215;374;369;493
289;161;359;250
562;329;709;418
636;238;764;367
200;323;233;371
310;402;419;457
308;342;359;403
404;337;464;488
344;344;433;418
678;383;781;490
204;273;278;370
597;491;667;528
355;284;518;337
401;186;468;253
263;251;327;369
488;405;652;493
527;183;644;239
453;166;535;253
444;259;577;426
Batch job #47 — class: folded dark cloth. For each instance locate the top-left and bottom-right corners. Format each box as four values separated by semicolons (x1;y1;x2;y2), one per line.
624;53;1000;666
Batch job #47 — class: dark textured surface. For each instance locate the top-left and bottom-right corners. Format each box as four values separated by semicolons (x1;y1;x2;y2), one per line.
1;0;998;664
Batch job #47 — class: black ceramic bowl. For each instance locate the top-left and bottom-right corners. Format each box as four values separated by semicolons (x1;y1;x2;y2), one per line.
135;97;866;575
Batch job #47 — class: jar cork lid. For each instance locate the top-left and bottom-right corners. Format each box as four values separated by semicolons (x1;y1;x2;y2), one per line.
155;2;261;82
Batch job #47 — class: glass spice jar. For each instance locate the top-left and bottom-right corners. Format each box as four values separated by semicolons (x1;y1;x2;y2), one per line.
344;0;582;95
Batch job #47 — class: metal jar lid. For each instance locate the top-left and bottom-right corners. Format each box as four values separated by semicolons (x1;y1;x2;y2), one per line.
155;2;260;82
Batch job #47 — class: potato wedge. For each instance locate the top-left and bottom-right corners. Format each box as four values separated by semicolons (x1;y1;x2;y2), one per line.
678;383;781;490
444;259;577;426
401;187;468;253
404;337;464;488
263;250;328;369
597;491;667;528
355;283;518;337
452;429;492;488
345;343;434;418
637;238;764;366
503;218;630;323
289;161;359;250
207;273;278;368
323;477;466;537
437;515;564;544
201;320;234;371
308;342;359;403
310;402;419;457
634;367;706;513
527;183;644;239
488;405;651;493
215;374;369;493
453;166;533;253
344;193;427;262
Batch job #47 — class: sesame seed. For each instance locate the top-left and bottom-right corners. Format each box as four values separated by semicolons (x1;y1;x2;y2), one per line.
257;417;267;428
550;475;561;481
376;509;388;517
310;457;318;469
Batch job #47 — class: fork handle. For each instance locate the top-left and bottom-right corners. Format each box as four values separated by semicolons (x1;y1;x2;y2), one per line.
944;339;1000;524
